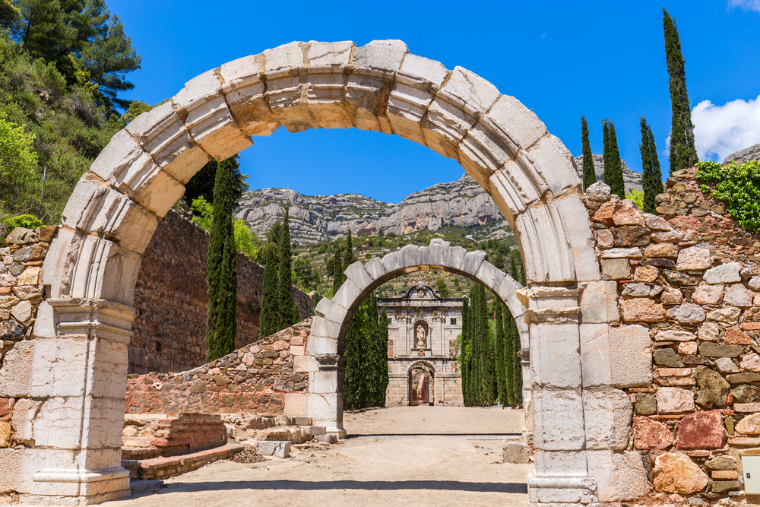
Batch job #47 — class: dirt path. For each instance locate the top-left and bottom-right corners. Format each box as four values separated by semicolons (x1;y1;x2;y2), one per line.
105;406;532;507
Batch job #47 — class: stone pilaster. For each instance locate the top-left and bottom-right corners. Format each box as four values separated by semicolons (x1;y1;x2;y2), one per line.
308;354;346;438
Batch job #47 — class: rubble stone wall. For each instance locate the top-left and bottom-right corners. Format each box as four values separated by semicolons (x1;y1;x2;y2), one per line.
585;168;760;503
129;210;313;374
125;320;311;415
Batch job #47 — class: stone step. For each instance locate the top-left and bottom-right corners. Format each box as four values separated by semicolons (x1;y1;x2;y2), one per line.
130;480;164;496
122;437;155;448
122;446;160;460
132;444;244;480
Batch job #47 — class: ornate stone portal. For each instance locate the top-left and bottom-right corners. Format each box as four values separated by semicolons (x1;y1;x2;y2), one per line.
380;282;463;406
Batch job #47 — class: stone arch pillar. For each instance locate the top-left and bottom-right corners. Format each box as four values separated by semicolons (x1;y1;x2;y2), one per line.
17;39;615;505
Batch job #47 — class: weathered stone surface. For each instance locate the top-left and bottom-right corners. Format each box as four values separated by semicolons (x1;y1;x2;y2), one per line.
656;387;695;413
725;327;752;345
601;247;643;259
586;182;611;201
655;330;695;342
694;368;729;408
502;441;530;464
668;304;706;324
652;452;709;494
634;265;659;283
715;357;740;374
583;389;632;450
664;269;698;285
692;285;724;305
741;353;760;372
635;393;657;415
728;373;760;384
676;247;711;271
645;243;679;259
732;384;760;403
586;450;649;502
609;325;653;387
622;298;666;322
676;410;726;449
736;413;760;435
255;440;291;458
677;341;697;355
698;322;721;341
634;416;673;450
654;348;684;368
661;287;683;305
724;283;753;307
601;258;631;280
699;342;743;358
704;262;742;284
706;455;737;470
614;226;650;247
708;306;741;324
622;283;655;297
749;276;760;292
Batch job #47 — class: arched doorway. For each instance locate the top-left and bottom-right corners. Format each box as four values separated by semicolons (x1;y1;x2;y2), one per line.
19;39;616;505
408;361;435;406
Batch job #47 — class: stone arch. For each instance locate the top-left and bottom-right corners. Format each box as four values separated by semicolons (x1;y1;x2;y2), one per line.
23;39;616;505
407;360;436;406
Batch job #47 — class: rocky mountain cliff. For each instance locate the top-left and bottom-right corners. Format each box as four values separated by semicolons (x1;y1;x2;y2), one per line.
235;174;507;245
572;154;643;193
724;143;760;164
237;153;643;245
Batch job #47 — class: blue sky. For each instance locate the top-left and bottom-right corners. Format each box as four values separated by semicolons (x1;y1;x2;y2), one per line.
110;0;760;203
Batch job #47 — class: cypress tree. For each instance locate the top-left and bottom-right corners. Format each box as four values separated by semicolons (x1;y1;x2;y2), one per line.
259;243;279;338
640;117;665;213
494;302;506;404
469;285;481;406
366;292;380;405
276;207;294;330
478;285;494;405
331;245;343;295
602;120;610;186
460;297;471;405
603;120;625;198
663;8;698;174
378;308;390;406
205;158;238;360
343;228;356;267
581;116;596;191
503;309;515;406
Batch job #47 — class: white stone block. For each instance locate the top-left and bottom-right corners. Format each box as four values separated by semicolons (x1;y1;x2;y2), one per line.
80;397;127;449
293;356;318;373
534;450;588;476
30;338;87;397
307;41;354;66
381;251;400;273
516;203;575;283
125;101;209;184
314;297;348;323
312;371;339;394
310;317;341;340
220;55;281;137
255;440;291;458
331;278;362;314
353;40;407;70
586;450;649;502
307;393;343;429
582;390;632;450
31;396;87;449
532;390;585;451
363;257;387;281
458;118;515;177
609;325;652;388
303;66;352;130
475;260;505;292
396;244;419;269
11;398;41;445
530;323;582;389
398;53;448;86
526;135;581;197
0;341;35;397
439;67;500;113
580;281;618;324
344;261;373;292
556;196;601;282
307;336;338;356
461;250;487;277
486;94;547;151
263;42;305;72
580;323;611;387
62;178;158;254
86;339;128;399
442;245;466;272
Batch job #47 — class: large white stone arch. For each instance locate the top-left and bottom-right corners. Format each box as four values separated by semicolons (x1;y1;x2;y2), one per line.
305;240;530;436
21;40;623;505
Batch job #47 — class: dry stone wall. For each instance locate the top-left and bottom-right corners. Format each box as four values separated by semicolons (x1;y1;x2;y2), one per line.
125;320;311;415
130;210;313;374
585;168;760;504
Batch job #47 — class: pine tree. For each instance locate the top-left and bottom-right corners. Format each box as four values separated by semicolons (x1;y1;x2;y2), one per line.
259;242;278;338
640;117;664;213
276;207;294;330
581;116;596;191
663;8;698;174
603;120;625;198
205;158;238;360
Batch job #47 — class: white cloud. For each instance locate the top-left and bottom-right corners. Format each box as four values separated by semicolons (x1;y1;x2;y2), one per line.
692;95;760;162
728;0;760;12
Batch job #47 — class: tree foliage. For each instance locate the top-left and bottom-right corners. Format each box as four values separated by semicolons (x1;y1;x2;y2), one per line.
0;108;38;192
259;238;278;339
276;206;294;330
205;157;237;360
602;119;625;199
639;116;664;213
189;195;261;259
663;8;698;174
184;155;248;208
580;115;595;191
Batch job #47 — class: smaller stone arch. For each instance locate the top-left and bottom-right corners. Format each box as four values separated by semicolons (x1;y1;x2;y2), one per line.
305;239;528;436
407;360;436;406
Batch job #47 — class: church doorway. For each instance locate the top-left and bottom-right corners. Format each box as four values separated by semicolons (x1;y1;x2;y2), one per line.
408;362;435;406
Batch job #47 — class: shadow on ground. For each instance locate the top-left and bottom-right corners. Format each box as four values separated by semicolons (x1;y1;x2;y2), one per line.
143;480;528;495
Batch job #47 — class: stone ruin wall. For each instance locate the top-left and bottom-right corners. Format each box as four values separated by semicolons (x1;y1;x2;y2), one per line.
130;210;313;374
125;319;311;416
585;168;760;503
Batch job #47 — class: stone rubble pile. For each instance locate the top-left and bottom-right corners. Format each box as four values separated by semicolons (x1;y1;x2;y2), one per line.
584;167;760;502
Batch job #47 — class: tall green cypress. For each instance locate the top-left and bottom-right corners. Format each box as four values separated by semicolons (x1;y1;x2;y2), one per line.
366;293;380;405
506;254;521;406
581;116;596;191
640;117;665;213
512;320;523;406
276;207;293;329
205;158;238;360
331;245;343;295
494;302;506;404
343;228;356;267
460;297;471;405
477;285;494;405
259;243;279;338
603;120;625;198
503;309;515;406
378;308;390;405
602;120;610;186
663;8;698;174
469;285;481;405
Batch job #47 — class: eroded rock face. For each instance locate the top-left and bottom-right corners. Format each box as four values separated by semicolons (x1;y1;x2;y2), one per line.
736;413;760;435
676;410;726;449
634;416;673;450
652;453;709;494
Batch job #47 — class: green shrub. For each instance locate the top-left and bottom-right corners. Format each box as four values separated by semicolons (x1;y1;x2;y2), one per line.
625;189;645;210
3;213;42;233
695;160;760;231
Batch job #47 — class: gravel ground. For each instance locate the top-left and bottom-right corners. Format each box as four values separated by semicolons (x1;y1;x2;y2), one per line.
104;406;531;507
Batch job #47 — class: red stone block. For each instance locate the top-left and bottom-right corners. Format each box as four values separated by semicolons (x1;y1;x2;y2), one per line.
634;417;673;450
676;410;726;450
0;399;9;418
